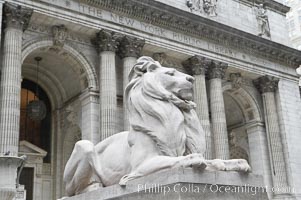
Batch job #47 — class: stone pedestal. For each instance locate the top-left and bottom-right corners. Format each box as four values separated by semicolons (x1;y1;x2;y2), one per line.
61;169;267;200
0;156;24;200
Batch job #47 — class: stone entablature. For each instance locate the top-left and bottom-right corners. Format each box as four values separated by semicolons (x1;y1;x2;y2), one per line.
23;0;301;69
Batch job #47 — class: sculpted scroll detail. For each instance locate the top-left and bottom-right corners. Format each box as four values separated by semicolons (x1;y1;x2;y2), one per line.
63;56;250;197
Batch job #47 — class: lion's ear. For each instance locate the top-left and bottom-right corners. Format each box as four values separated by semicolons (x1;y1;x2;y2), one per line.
146;62;159;72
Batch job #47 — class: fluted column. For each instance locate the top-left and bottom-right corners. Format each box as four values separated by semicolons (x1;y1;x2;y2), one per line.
80;89;100;144
183;56;212;159
0;3;32;200
0;3;32;156
246;122;272;197
254;76;288;194
209;61;229;159
118;36;145;131
94;30;120;140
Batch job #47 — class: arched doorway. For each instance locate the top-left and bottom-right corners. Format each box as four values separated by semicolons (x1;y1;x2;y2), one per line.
222;82;263;163
222;82;271;189
20;39;98;199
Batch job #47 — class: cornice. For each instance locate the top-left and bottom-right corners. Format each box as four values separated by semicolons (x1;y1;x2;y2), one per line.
239;0;290;14
77;1;301;68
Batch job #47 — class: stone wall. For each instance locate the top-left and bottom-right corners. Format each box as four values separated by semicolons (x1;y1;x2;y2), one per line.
155;0;290;46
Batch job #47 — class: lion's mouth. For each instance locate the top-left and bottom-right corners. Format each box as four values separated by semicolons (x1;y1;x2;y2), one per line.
176;88;193;101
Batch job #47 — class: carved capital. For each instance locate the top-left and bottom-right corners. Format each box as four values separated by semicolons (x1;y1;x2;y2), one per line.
230;73;243;89
182;55;210;75
208;61;228;79
93;30;121;53
153;53;167;65
253;76;279;93
118;36;145;58
52;25;68;47
4;3;33;31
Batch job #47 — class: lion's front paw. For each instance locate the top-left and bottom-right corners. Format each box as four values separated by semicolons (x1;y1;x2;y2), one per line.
183;154;207;170
224;159;251;172
205;159;226;171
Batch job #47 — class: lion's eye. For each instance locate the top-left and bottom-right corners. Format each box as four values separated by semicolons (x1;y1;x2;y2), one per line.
165;71;175;76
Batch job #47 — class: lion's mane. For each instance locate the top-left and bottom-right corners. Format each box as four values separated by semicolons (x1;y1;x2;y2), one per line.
124;56;206;157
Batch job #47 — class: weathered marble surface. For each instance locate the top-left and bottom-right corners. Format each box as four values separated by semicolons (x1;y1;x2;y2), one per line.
60;168;267;200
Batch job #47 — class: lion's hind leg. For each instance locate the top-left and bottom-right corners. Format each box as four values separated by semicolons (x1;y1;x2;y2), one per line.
64;140;102;196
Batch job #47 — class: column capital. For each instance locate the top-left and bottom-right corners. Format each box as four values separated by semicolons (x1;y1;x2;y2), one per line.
208;61;228;79
118;36;145;58
253;75;279;93
182;55;210;75
93;29;121;53
4;3;33;31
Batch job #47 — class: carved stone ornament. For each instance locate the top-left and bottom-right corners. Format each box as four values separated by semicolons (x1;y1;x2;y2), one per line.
208;61;228;79
52;25;68;47
152;52;167;65
4;3;33;31
255;4;270;37
230;73;243;89
203;0;218;16
253;75;279;93
63;56;250;197
93;30;122;53
118;36;145;58
182;55;210;75
186;0;202;12
186;0;217;16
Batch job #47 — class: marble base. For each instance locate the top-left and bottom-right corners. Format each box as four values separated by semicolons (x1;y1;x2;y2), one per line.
60;168;268;200
0;156;24;200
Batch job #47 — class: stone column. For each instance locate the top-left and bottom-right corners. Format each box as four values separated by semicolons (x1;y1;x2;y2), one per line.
0;3;32;156
183;56;212;159
208;61;230;159
246;122;272;197
118;36;145;131
94;30;120;140
80;89;100;144
254;76;288;194
0;3;32;200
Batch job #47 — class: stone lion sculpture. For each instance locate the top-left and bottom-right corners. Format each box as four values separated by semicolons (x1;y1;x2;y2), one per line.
63;56;250;197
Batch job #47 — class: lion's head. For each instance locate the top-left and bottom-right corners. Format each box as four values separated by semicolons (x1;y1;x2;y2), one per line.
125;56;205;156
126;56;196;110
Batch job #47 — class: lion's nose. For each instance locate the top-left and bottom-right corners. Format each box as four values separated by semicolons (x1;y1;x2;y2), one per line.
186;75;194;83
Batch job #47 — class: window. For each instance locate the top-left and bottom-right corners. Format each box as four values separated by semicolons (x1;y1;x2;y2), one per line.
20;79;51;163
